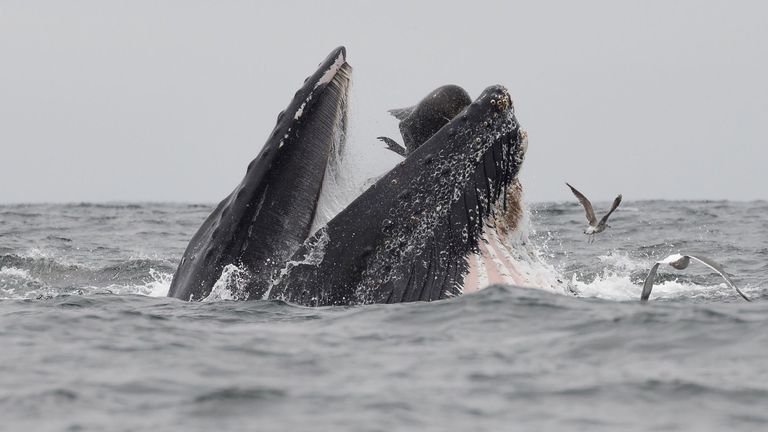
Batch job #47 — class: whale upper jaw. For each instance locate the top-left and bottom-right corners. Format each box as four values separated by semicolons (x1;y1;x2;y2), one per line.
167;47;352;301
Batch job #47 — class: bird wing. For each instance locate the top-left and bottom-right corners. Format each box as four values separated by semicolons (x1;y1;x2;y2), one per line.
687;254;751;302
641;262;661;302
660;253;686;266
566;183;597;225
599;194;623;226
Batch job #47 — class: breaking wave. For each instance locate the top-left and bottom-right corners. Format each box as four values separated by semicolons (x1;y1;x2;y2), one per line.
0;252;173;300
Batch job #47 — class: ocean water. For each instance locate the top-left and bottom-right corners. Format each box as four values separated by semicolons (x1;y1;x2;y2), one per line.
1;201;766;431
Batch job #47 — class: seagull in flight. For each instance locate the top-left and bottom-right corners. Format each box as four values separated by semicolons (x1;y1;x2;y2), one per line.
641;253;751;302
566;183;622;243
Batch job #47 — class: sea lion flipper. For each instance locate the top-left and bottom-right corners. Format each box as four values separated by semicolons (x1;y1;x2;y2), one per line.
376;136;407;157
387;106;414;121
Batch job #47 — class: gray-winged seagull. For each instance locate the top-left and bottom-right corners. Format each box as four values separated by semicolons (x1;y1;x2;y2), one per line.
640;253;751;302
566;183;622;243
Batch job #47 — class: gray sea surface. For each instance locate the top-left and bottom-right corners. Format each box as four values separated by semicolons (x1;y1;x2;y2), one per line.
1;201;767;431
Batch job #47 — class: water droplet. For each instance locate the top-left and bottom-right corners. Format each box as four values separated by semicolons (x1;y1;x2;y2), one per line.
381;219;394;234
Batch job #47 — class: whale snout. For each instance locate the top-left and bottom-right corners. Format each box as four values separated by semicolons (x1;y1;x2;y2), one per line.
459;85;514;119
473;85;513;113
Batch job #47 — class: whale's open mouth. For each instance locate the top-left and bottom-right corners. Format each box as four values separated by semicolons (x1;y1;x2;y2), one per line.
169;46;530;305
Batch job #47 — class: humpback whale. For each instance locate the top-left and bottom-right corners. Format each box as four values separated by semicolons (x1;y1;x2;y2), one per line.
268;85;526;305
169;47;530;304
168;47;352;301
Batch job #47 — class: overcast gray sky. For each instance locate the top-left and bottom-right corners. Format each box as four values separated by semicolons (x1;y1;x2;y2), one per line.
1;1;766;203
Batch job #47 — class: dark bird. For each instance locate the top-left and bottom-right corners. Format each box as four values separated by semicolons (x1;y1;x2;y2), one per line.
640;253;751;302
566;183;622;243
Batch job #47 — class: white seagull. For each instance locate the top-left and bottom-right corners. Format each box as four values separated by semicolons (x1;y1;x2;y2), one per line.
640;253;751;302
566;183;622;243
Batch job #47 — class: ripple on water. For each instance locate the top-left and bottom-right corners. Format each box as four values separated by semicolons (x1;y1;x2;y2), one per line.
0;202;766;431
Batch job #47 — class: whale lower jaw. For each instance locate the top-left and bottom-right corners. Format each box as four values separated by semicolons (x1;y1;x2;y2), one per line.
462;180;565;295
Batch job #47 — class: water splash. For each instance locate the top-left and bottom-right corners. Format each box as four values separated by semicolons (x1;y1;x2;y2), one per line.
0;266;48;299
203;265;251;302
265;228;332;300
113;268;173;297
